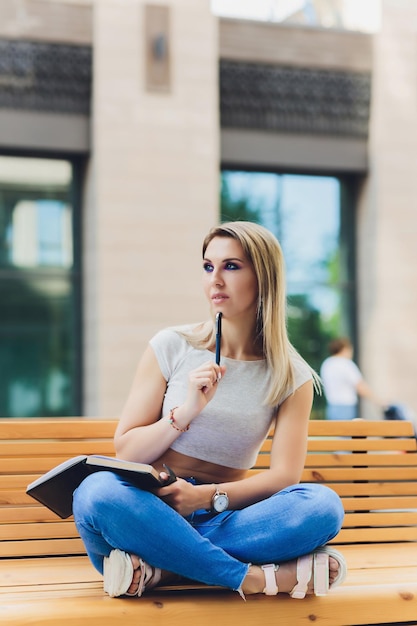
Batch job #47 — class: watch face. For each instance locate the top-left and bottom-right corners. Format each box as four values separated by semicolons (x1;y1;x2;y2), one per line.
214;493;228;512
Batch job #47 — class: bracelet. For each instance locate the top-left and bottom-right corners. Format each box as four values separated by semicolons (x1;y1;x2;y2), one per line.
168;407;190;432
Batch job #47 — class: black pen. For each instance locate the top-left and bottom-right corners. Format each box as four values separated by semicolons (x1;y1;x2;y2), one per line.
215;312;222;365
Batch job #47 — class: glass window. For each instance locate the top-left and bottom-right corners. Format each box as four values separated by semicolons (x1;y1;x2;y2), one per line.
0;156;81;417
221;170;355;418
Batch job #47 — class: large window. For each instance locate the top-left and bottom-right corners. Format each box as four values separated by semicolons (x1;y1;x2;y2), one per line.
221;170;356;417
0;156;81;417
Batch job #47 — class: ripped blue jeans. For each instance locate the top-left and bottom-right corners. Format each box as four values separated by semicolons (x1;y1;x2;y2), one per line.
73;472;344;592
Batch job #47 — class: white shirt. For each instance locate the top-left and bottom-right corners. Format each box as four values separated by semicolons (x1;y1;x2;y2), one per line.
150;325;313;469
320;356;362;405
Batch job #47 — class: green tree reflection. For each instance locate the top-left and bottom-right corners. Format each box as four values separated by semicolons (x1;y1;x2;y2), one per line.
220;172;343;419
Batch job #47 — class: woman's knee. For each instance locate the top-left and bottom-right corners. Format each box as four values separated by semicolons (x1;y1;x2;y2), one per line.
314;484;344;531
297;483;344;525
73;471;120;518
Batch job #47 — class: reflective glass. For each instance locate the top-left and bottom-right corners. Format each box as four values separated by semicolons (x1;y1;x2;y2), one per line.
0;157;73;269
221;170;354;418
0;156;79;417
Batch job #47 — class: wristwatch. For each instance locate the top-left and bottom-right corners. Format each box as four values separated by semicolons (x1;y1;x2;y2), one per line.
211;487;229;513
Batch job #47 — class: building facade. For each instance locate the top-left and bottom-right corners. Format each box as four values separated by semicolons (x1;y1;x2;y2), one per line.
0;0;416;418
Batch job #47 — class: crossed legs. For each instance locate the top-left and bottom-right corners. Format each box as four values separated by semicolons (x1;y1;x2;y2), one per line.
73;472;345;596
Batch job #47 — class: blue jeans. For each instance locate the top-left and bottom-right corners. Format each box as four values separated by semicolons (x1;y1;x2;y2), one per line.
73;472;344;592
326;404;357;421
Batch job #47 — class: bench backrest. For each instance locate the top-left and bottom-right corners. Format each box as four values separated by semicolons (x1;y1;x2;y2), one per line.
257;419;417;545
0;419;116;558
1;418;417;558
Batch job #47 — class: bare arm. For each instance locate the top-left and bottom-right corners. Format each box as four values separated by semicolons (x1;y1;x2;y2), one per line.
114;345;224;463
114;345;176;463
356;378;383;407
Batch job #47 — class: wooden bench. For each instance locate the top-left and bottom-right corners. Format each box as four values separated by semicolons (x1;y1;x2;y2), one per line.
1;417;417;625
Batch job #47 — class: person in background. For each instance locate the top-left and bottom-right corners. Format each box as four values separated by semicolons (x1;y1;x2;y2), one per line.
320;337;382;420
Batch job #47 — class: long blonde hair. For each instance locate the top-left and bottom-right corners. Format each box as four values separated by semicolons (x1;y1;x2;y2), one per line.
183;221;318;406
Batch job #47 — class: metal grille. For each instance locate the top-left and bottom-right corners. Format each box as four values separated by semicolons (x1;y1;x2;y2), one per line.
0;39;92;115
220;60;371;137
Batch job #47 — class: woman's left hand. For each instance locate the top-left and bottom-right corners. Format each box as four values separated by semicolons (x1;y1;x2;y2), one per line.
156;475;208;517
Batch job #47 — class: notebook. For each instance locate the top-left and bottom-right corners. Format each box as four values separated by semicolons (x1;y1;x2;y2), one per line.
26;455;176;519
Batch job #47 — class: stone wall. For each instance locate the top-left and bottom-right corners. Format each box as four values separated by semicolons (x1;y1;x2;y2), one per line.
357;0;417;414
84;0;218;414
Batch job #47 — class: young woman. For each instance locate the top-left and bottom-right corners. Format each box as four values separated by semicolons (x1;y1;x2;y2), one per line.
73;221;346;599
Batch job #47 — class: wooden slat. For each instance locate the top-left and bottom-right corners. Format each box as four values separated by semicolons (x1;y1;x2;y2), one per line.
246;469;417;498
341;495;417;510
307;438;417;452
0;557;100;590
1;538;86;558
0;506;70;523
340;541;417;568
0;521;79;541
304;453;417;467
332;525;417;544
258;418;416;448
0;555;100;588
0;476;37;488
327;482;417;497
0;418;117;440
308;419;416;438
0;440;116;457
301;466;417;481
342;511;417;526
0;491;55;506
0;455;115;474
258;437;416;458
1;470;117;490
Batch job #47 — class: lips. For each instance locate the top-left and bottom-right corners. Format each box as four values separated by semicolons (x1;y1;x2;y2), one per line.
212;293;228;303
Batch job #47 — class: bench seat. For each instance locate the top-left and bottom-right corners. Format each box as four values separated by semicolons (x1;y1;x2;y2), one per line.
1;417;417;625
1;554;417;626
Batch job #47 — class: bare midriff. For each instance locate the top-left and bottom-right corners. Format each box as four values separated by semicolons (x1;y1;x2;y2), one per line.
154;448;246;484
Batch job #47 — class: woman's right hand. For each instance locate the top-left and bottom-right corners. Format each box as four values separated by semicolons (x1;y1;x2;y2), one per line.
181;360;226;421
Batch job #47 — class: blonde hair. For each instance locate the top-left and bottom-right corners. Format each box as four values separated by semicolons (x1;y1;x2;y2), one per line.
183;221;319;406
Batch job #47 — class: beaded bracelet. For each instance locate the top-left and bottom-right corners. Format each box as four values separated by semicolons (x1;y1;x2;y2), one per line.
168;407;190;432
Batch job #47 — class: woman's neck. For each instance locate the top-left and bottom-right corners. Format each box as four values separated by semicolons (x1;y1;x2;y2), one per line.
219;320;263;361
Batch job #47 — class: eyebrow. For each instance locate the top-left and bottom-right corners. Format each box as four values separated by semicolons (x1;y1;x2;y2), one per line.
203;257;245;263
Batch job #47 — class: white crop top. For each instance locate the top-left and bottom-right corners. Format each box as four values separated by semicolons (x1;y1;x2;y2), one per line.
149;325;312;470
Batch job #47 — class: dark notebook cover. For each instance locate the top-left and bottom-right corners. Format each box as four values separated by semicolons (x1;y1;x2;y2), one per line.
26;455;176;519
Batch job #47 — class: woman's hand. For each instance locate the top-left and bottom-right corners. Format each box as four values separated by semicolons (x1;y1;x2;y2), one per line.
156;476;212;517
181;360;226;421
